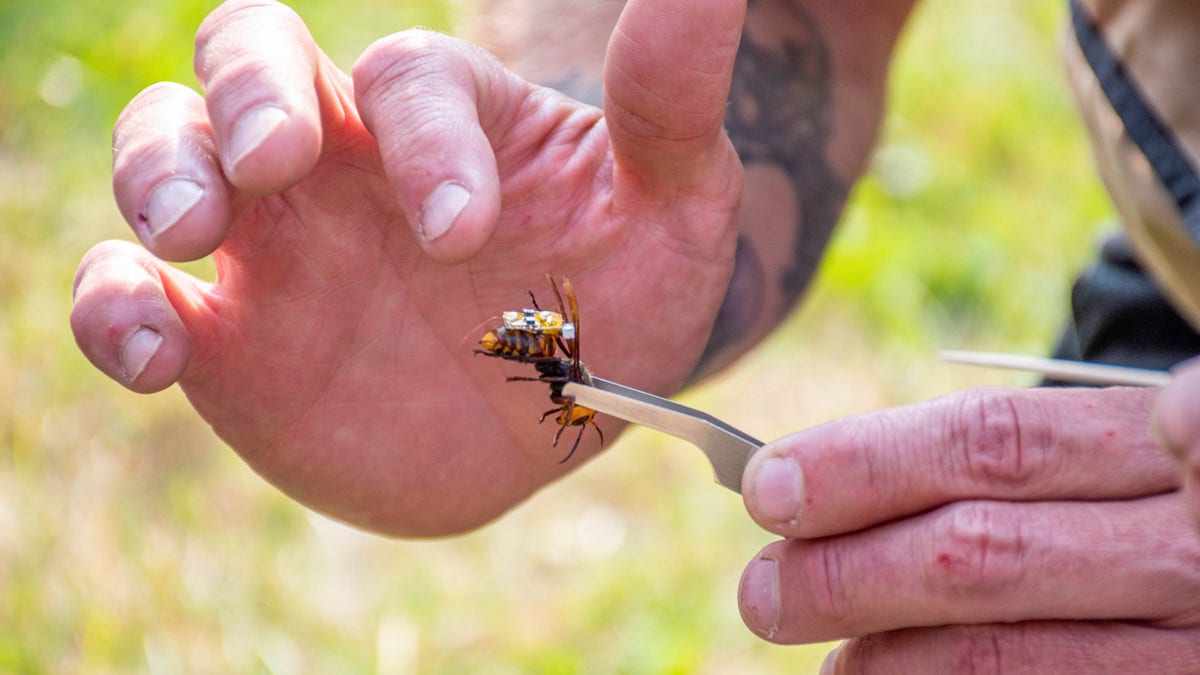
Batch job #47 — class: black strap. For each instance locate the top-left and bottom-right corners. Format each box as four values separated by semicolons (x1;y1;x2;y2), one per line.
1070;0;1200;246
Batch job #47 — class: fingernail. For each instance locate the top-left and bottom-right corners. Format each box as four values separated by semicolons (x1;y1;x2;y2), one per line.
740;556;781;639
750;455;805;525
419;181;470;241
228;105;288;169
120;326;162;383
145;178;204;237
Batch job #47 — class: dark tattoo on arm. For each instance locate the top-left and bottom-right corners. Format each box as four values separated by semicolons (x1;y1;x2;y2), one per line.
696;2;851;376
542;5;851;380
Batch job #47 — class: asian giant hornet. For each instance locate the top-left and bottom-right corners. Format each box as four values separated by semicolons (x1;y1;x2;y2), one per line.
475;306;565;361
475;275;604;463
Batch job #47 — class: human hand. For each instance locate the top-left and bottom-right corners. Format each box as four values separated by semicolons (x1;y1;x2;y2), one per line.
1154;357;1200;535
70;0;746;536
738;386;1200;671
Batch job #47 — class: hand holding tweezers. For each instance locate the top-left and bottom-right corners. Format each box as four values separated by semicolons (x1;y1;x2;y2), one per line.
562;377;763;493
561;350;1174;495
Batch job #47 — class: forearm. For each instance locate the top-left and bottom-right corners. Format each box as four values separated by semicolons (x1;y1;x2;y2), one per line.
455;0;917;378
701;0;915;377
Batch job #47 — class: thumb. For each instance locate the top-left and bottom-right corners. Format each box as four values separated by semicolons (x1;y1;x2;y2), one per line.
71;241;201;393
1156;358;1200;531
1155;358;1200;467
604;0;745;192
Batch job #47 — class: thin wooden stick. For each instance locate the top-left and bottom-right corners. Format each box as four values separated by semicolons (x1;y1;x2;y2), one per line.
939;350;1173;387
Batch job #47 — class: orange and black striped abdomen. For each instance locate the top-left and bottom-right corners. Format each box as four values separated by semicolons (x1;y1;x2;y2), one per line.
477;326;557;361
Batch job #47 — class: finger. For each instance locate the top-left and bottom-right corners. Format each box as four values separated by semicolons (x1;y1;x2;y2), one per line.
1154;356;1200;467
605;0;745;192
743;386;1179;538
351;29;504;264
738;494;1200;644
1154;359;1200;531
71;241;203;392
193;0;331;194
823;622;1200;674
112;83;233;262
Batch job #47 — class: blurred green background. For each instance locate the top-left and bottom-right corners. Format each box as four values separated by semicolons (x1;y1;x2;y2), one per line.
0;0;1112;672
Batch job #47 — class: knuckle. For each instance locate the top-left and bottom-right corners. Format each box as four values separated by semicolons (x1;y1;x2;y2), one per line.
195;1;303;72
924;501;1028;597
799;540;856;627
112;127;177;185
352;30;511;164
114;84;205;153
117;83;183;132
944;625;1020;675
945;388;1052;490
354;29;461;100
194;1;314;109
835;627;1020;675
200;55;280;111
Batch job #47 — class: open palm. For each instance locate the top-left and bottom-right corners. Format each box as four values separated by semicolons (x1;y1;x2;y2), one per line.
71;0;747;535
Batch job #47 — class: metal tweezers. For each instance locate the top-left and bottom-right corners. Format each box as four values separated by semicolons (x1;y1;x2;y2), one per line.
562;378;762;494
561;352;1171;495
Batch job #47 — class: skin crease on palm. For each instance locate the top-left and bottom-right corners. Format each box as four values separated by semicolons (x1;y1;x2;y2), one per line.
72;0;747;536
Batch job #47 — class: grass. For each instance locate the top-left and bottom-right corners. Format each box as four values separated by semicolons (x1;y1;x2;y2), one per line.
0;0;1111;672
